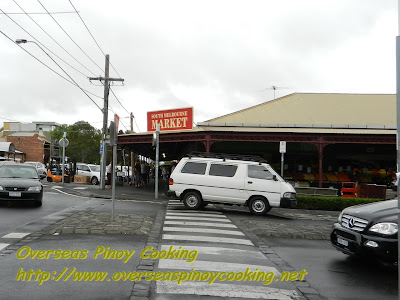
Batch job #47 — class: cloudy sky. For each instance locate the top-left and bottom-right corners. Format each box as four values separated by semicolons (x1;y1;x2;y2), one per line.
0;0;397;133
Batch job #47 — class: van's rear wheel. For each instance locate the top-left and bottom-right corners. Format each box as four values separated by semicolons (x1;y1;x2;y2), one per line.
183;191;203;210
249;197;271;215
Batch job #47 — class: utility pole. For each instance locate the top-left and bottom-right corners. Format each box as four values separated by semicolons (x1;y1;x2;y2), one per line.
130;112;134;133
89;55;124;189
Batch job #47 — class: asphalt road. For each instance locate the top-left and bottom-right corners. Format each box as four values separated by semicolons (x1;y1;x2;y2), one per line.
265;237;398;300
0;184;104;237
0;185;398;300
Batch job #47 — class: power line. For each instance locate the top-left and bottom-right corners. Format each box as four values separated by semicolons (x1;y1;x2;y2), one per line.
37;0;104;74
67;0;130;121
0;31;102;100
1;31;103;112
133;115;141;133
109;88;130;115
68;0;122;78
1;6;95;78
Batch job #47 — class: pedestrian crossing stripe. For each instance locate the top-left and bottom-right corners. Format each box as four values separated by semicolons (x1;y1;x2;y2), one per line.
166;212;227;218
158;259;281;276
2;233;30;239
166;209;222;214
165;216;231;222
164;221;237;228
0;243;10;251
156;281;299;299
162;234;254;246
160;245;267;259
163;226;245;236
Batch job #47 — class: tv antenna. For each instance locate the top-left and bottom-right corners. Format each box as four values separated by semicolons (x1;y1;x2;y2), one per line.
259;85;290;99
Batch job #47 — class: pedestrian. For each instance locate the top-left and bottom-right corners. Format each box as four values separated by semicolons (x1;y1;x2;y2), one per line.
140;161;146;186
145;163;150;184
106;163;111;186
134;161;141;187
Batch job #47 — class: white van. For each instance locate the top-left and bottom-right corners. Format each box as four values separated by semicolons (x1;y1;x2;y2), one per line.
167;153;296;215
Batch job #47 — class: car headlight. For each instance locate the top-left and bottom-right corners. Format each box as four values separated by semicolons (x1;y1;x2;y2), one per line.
369;223;398;235
283;192;295;198
28;186;42;192
0;186;3;191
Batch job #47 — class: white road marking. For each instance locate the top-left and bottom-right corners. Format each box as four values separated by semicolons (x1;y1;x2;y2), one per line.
73;187;89;190
163;227;244;236
161;245;267;259
166;212;227;218
165;216;231;222
0;243;10;251
156;282;299;300
2;232;30;239
158;259;280;275
164;221;237;228
162;234;254;245
166;209;222;214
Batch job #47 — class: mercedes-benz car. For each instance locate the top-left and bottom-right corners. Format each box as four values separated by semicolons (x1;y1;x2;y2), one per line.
331;199;398;264
0;163;44;207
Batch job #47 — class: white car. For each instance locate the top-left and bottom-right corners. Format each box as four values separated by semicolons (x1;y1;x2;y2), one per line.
76;163;101;185
24;161;47;177
167;152;297;215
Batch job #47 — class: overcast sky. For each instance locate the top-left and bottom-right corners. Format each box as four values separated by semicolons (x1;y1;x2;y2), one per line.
0;0;397;133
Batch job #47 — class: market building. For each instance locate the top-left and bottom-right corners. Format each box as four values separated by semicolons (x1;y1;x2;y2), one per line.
118;93;396;188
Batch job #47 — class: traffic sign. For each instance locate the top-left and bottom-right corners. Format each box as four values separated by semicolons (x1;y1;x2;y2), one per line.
279;141;286;153
59;137;69;148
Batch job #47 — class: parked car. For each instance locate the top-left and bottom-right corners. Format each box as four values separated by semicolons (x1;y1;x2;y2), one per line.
0;162;44;206
24;161;47;177
167;152;297;214
331;199;398;264
75;163;101;185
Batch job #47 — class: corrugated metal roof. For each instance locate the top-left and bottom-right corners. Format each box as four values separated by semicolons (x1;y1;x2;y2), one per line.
194;126;395;135
206;93;396;128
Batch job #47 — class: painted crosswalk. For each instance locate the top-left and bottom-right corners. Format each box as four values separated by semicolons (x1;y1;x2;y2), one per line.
153;200;301;299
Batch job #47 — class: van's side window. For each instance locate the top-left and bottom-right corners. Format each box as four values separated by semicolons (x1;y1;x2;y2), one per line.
209;164;237;177
181;162;207;175
248;165;274;180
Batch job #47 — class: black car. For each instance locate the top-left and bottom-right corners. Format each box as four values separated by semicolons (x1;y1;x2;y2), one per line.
0;163;44;207
331;199;398;264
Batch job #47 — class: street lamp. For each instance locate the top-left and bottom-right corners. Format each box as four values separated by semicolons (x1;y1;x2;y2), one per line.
15;39;28;44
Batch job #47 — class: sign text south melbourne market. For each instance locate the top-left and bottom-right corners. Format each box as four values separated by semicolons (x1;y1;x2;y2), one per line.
147;107;193;132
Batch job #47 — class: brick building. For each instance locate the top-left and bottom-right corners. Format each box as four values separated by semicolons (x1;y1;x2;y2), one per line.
6;131;50;163
1;121;59;164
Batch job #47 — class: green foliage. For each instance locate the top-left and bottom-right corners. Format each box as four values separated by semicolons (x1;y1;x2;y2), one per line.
51;121;101;164
296;195;384;211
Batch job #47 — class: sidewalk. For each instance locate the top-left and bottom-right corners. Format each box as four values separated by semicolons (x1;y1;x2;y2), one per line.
52;179;170;201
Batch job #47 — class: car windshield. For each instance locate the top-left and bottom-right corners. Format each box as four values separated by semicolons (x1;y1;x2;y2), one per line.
89;165;100;172
0;165;38;179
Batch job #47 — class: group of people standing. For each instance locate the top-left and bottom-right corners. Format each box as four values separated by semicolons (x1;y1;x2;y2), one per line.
134;161;150;188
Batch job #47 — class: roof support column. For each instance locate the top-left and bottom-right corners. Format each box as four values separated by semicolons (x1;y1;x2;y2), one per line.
317;137;327;188
204;134;213;153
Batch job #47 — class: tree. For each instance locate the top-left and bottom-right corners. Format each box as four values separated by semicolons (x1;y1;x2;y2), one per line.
51;121;102;164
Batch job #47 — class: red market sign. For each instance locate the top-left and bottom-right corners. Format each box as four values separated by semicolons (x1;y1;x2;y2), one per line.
147;107;193;132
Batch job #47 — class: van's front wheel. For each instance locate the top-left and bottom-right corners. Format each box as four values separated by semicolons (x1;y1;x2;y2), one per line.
183;191;203;210
249;197;271;215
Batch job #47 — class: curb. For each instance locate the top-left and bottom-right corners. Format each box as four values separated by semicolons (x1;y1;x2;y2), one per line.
130;204;167;299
